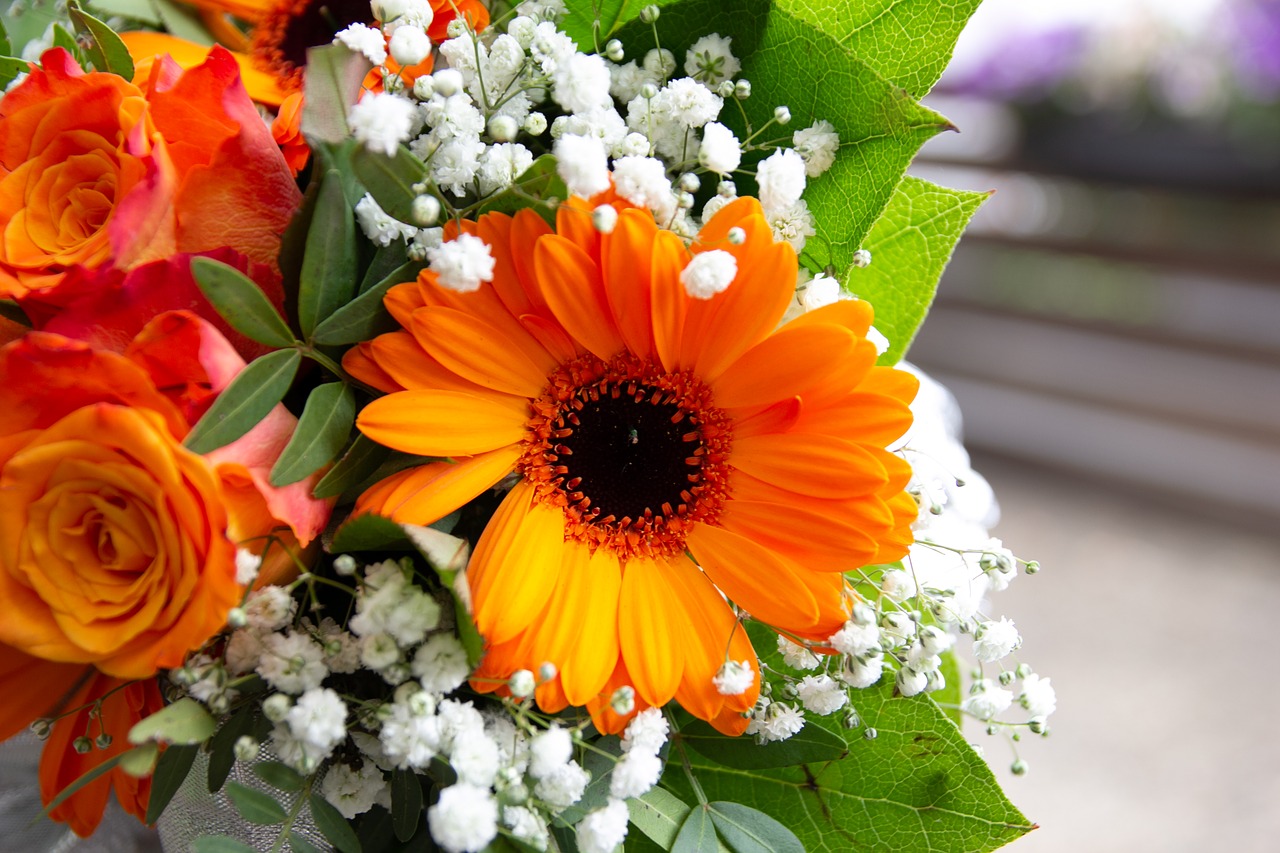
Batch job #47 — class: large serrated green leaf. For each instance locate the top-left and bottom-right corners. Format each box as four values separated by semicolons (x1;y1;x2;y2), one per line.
680;718;846;769
269;382;356;486
778;0;983;97
617;0;951;280
184;349;301;454
559;0;681;50
191;256;296;349
298;171;358;339
850;175;989;363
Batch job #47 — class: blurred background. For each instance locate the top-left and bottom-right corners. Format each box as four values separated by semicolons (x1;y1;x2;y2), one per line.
907;0;1280;849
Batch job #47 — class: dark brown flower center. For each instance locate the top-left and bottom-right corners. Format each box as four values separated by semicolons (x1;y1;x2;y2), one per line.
254;0;376;89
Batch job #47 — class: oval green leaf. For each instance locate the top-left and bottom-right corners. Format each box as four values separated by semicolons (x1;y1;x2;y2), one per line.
252;760;306;792
330;512;412;553
190;256;296;348
390;768;422;842
118;741;160;777
673;805;722;853
350;144;429;224
184;349;301;454
68;0;134;79
311;265;413;346
312;434;392;500
298;170;358;338
309;790;363;853
147;743;200;824
708;802;803;853
193;838;258;853
269;382;356;486
128;697;217;746
225;781;288;825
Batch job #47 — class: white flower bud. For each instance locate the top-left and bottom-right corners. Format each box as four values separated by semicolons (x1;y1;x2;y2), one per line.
605;38;624;62
592;204;618;233
412;75;434;100
389;26;431;67
734;79;751;99
234;735;260;761
333;554;358;576
412;194;441;226
640;82;658;100
774;105;792;124
263;693;292;723
639;4;660;23
509;669;536;698
488;114;519;142
538;662;558;682
523;112;548;135
852;248;872;268
226;608;247;629
610;686;635;715
432;68;463;97
678;172;701;193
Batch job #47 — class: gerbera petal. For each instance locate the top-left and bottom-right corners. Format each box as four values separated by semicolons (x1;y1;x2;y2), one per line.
731;469;896;535
602;208;658;359
711;323;862;410
686;524;821;631
785;297;875;337
556;197;602;263
385;281;428;328
476;213;537;319
536;235;625;361
649;229;689;373
586;659;651;735
551;544;623;705
617;556;685;707
356;446;522;524
341;341;402;393
717;499;880;569
120;32;288;106
509;209;555;314
470;484;566;645
732;433;889;498
791;390;914;447
411;306;554;398
665;560;758;721
368;332;488;394
732;396;802;439
358;389;528;457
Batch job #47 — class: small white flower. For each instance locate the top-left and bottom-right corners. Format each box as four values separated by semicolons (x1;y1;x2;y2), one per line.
610;60;656;103
795;675;848;715
450;731;501;788
380;699;442;769
427;232;496;292
866;325;890;355
755;147;807;213
389;25;431;66
555;134;611;198
355;193;417;246
270;723;327;774
777;636;821;670
792;120;839;177
642;47;677;80
235;549;261;586
225;629;266;674
528;726;573;779
349;92;417;157
661;77;723;128
896;666;928;697
243;586;296;632
412;633;471;694
974;617;1021;663
578;799;630;853
503;805;548;850
881;569;919;602
426;136;486;196
508;669;536;698
621;707;668;755
800;273;840;311
684;34;740;86
711;659;755;696
428;783;499;853
698;121;741;175
757;703;805;743
765;199;816;251
839;653;885;689
335;23;388;65
1019;674;1057;717
963;679;1014;721
611;156;677;222
374;0;433;31
980;540;1019;591
478;142;534;196
533;760;589;811
257;631;327;694
360;632;401;671
553;52;613;114
701;192;735;224
286;687;348;753
830;620;880;657
681;250;737;300
321;760;387;819
609;749;662;798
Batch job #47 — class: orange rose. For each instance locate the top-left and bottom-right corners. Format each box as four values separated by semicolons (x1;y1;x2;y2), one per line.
0;47;299;305
0;315;331;834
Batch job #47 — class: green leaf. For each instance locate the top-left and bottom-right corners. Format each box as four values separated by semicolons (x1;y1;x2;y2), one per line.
617;1;951;280
311;268;406;346
118;741;160;776
146;743;200;824
851;176;989;363
673;805;722;853
390;768;423;842
936;649;963;728
207;703;259;793
52;23;86;66
310;791;364;853
150;0;215;44
359;243;416;295
193;838;258;853
559;0;680;49
68;1;134;78
252;761;306;792
331;512;413;552
667;679;1035;853
288;832;329;853
128;697;217;746
312;434;393;500
777;0;983;97
350;145;430;225
270;382;356;486
0;299;29;327
680;718;846;769
0;57;27;92
478;154;566;224
225;781;288;825
0;19;10;55
558;736;625;825
88;0;164;26
302;43;371;143
184;349;301;454
627;787;697;849
191;256;296;349
707;802;803;853
298;171;358;338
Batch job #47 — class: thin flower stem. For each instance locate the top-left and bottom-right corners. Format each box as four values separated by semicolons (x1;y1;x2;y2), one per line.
269;778;313;853
665;707;709;806
296;345;381;396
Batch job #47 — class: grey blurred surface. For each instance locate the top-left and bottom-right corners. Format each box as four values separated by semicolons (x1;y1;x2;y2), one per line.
969;454;1280;853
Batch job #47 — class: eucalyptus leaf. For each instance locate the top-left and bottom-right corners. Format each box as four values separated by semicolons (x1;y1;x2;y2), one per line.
312;434;393;500
390;768;423;842
269;382;356;486
707;802;803;853
252;760;306;792
225;781;288;825
128;697;217;746
359;244;416;295
852;176;989;364
350;144;430;225
310;791;364;853
193;838;258;853
673;805;722;853
68;1;134;78
288;832;328;853
298;171;358;339
147;743;199;824
190;256;296;349
184;349;301;454
0;18;10;54
87;0;163;26
52;23;86;66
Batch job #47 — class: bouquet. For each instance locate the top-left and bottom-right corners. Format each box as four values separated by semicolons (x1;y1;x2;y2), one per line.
0;0;1055;850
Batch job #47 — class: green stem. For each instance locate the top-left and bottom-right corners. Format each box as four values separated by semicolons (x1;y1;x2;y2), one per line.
665;707;709;806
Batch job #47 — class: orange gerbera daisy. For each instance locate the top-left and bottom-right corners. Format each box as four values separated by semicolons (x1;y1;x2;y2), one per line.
348;195;919;735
